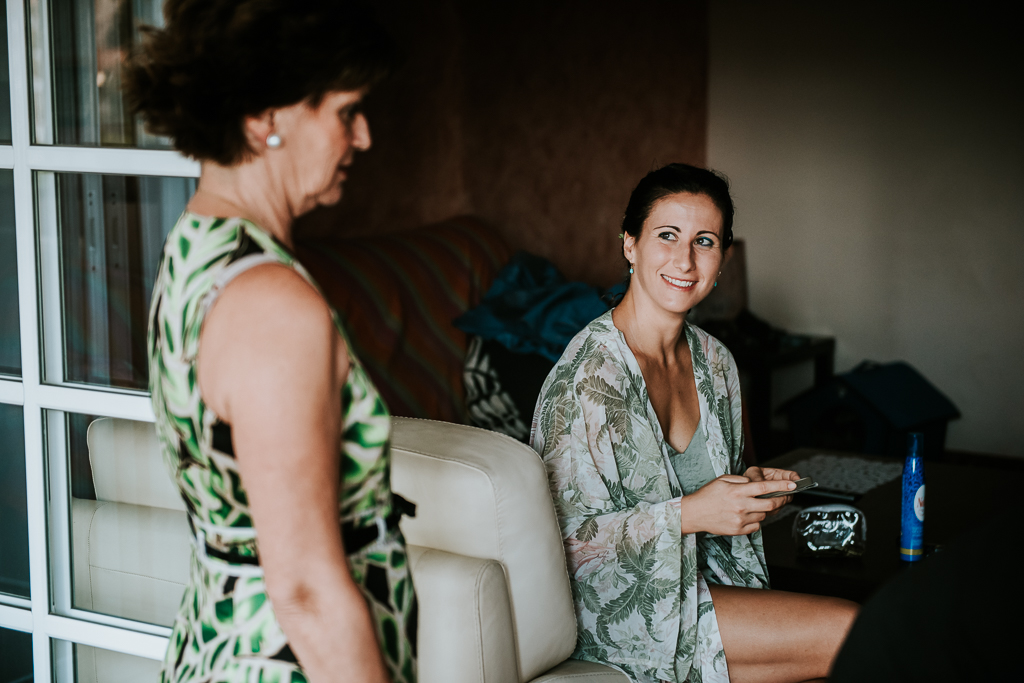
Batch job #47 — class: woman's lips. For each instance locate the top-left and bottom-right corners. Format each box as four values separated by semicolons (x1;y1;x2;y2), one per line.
661;273;697;290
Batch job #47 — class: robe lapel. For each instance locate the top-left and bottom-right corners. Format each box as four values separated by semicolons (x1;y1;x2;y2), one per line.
607;319;733;496
686;324;731;478
607;323;682;499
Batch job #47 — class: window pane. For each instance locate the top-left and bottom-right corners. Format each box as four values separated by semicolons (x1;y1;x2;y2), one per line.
50;172;194;390
1;8;12;143
52;639;160;683
0;404;29;599
43;0;169;148
0;627;33;683
59;413;187;627
0;170;20;376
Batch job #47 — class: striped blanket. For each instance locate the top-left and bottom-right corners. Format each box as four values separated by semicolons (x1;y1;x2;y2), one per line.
297;216;511;424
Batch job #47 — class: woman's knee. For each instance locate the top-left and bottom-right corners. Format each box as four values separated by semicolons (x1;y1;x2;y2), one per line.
785;595;859;679
831;597;860;637
819;597;859;666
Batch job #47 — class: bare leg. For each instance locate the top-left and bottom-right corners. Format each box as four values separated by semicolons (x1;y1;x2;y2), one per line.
708;584;858;683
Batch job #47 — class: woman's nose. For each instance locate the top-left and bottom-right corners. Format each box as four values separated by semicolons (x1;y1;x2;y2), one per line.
352;113;372;151
674;245;696;270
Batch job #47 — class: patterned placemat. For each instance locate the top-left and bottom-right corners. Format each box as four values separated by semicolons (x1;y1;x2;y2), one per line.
786;454;903;494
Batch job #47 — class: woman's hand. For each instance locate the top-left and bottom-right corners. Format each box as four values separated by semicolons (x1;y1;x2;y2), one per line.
742;466;800;484
678;474;796;536
743;466;801;514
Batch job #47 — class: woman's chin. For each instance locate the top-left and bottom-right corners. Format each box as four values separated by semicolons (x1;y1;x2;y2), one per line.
640;299;691;318
315;185;345;207
655;292;706;317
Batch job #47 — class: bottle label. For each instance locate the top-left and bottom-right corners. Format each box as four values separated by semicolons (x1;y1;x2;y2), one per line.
900;456;925;561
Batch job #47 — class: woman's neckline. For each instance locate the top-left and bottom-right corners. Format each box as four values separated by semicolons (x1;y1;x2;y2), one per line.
605;308;704;454
667;416;704;456
183;210;296;255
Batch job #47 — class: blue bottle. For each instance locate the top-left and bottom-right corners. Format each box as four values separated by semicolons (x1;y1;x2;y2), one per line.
900;432;926;562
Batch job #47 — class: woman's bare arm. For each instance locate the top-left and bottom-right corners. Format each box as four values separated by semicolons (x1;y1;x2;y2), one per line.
198;263;388;683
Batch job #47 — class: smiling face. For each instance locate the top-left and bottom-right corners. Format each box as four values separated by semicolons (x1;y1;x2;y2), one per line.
260;89;371;214
623;192;725;315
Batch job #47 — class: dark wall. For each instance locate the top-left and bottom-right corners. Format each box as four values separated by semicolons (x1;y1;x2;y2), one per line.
296;0;708;286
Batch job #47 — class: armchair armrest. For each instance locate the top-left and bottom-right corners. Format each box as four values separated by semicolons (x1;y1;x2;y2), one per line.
71;498;189;627
408;545;518;683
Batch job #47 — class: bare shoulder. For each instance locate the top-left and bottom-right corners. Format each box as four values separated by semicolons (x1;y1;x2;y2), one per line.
214;262;329;321
203;263;339;359
198;263;348;417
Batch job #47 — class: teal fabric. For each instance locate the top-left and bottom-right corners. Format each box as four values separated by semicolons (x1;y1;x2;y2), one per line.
453;252;614;362
668;422;724;578
668;421;717;496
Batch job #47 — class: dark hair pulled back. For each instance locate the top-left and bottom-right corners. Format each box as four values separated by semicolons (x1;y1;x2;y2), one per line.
621;163;735;250
123;0;397;165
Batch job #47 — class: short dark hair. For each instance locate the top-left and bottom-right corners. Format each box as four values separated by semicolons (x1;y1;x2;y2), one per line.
621;163;735;250
123;0;397;165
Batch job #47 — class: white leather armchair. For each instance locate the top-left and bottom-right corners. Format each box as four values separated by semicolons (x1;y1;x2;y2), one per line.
392;418;627;683
72;418;186;681
74;417;627;682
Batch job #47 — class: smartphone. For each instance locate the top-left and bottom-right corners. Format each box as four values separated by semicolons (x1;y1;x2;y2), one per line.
755;476;817;499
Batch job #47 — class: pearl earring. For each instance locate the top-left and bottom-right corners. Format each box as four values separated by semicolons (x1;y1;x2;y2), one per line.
266;133;282;148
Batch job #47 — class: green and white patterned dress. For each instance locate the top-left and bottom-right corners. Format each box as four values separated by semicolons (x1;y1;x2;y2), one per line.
530;311;769;683
148;213;417;683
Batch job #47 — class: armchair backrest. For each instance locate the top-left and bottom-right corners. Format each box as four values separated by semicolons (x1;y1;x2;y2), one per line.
391;417;577;682
87;417;184;512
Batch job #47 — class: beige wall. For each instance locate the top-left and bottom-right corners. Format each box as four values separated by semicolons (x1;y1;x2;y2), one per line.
709;3;1024;456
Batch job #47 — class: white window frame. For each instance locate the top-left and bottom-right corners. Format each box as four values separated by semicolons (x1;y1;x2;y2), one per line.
2;0;200;677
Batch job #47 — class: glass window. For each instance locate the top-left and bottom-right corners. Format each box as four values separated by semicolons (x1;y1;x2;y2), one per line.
52;639;161;683
1;7;12;143
0;403;29;599
0;626;33;683
35;0;169;148
53;412;187;627
0;170;20;376
43;172;194;390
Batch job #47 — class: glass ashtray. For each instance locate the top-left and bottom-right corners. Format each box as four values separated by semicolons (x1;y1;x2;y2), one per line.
791;504;867;558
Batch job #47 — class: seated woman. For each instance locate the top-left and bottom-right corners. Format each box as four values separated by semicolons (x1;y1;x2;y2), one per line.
531;164;857;683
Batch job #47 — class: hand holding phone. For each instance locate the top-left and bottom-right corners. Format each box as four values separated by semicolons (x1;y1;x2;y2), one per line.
755;476;817;499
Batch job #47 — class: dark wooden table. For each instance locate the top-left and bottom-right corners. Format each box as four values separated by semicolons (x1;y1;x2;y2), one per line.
760;448;1016;603
735;335;835;459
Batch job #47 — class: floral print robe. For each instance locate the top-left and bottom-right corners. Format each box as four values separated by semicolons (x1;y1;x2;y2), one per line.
530;311;769;683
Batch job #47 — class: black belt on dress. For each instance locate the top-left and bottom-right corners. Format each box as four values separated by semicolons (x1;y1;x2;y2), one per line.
342;494;417;555
202;494;416;564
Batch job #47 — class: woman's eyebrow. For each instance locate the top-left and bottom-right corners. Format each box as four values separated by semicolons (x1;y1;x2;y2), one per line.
653;224;681;232
695;230;720;238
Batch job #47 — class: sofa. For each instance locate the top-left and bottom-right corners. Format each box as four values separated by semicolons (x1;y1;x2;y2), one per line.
296;216;512;425
72;416;627;682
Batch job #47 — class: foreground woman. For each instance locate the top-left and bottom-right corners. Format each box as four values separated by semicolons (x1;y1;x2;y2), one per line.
531;164;856;683
130;2;414;681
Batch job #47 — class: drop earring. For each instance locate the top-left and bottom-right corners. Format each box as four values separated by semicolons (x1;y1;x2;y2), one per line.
266;133;282;148
714;281;718;287
629;265;634;274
